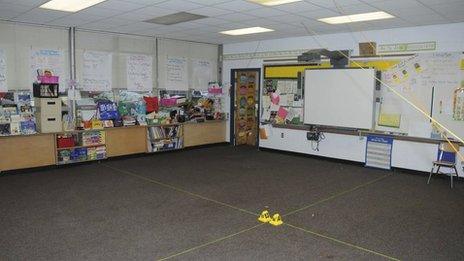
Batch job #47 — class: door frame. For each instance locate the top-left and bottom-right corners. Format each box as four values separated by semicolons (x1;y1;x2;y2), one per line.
230;68;261;147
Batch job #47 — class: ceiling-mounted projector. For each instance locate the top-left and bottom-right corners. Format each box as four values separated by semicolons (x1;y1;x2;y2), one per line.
298;49;351;68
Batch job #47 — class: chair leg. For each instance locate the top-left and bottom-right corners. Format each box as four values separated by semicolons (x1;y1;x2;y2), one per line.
451;171;454;188
452;166;459;188
427;166;435;184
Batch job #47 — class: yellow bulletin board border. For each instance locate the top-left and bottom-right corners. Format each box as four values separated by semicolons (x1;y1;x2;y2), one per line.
264;60;402;79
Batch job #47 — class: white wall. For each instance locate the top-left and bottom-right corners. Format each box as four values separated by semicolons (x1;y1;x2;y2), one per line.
222;22;464;176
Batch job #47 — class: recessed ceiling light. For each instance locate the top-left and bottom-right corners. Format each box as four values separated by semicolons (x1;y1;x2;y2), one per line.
248;0;303;6
40;0;107;12
318;11;395;24
219;27;274;36
144;12;207;25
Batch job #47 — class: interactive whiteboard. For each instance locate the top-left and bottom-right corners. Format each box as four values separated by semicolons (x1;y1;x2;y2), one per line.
304;68;376;129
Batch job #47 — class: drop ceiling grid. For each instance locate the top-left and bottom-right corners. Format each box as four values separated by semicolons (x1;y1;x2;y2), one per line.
0;0;461;44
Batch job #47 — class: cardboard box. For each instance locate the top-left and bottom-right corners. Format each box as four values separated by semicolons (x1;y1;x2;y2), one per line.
359;42;377;56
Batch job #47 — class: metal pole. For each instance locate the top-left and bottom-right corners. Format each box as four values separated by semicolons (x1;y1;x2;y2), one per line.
69;27;76;125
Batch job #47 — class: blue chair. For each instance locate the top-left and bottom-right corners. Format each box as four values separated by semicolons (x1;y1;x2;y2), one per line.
427;142;460;188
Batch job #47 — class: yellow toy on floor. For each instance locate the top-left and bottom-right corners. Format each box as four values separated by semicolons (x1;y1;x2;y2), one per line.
258;209;283;226
258;210;271;223
269;213;283;226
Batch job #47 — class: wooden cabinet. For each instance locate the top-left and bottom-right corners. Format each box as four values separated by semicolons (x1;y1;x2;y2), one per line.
105;126;148;157
0;134;56;171
183;121;227;148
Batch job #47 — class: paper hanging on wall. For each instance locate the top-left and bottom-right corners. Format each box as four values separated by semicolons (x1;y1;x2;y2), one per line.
82;51;112;91
0;49;6;91
277;106;288;119
30;48;66;88
127;54;153;91
378;113;401;128
166;56;188;90
192;59;213;90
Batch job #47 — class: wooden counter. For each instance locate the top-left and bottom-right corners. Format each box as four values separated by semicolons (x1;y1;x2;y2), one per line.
105;126;148;157
0;134;56;171
183;121;227;147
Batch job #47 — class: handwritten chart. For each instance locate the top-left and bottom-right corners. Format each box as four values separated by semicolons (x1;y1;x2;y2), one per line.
82;51;112;91
192;59;213;90
166;56;188;90
127;54;153;92
30;48;65;88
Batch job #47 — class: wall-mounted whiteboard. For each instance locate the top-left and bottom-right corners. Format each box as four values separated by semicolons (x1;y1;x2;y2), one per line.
304;68;376;129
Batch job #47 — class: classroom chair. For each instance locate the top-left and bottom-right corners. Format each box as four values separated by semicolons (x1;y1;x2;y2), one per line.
427;142;460;188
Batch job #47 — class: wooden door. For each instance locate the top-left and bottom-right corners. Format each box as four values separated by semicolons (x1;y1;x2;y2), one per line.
234;70;259;146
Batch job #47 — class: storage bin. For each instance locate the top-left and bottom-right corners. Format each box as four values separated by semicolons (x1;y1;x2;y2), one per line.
36;114;62;133
33;83;59;98
57;136;75;148
35;98;61;115
160;98;177;107
38;76;59;84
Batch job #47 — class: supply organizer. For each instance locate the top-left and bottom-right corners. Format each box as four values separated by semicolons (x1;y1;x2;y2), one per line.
55;130;106;165
147;123;183;152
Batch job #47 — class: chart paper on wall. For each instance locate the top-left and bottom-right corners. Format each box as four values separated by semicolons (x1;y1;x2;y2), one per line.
127;54;153;92
166;56;188;90
192;59;213;90
30;48;65;88
0;49;6;92
82;51;112;91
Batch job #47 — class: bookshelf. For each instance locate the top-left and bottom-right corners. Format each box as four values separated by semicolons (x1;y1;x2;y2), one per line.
147;124;183;152
55;130;107;165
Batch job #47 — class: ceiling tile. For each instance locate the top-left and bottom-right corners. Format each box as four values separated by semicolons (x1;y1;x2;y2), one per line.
308;0;363;9
189;6;234;16
272;1;322;13
12;8;68;23
219;12;258;22
212;0;262;11
95;0;146;11
154;0;204;11
242;7;288;17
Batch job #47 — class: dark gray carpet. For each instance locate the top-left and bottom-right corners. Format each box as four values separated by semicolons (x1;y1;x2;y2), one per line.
0;145;462;260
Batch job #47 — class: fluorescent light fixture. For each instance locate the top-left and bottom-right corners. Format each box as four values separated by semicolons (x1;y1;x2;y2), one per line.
220;27;274;36
40;0;107;12
249;0;302;6
318;11;395;24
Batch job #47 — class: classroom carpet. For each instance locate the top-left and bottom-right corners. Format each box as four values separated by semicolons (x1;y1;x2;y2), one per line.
1;145;463;261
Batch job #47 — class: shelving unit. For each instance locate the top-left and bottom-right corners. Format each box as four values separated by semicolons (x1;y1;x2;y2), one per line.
147;124;183;153
55;130;107;165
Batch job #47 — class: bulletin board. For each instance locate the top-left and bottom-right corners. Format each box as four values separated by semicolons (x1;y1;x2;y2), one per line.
377;52;464;139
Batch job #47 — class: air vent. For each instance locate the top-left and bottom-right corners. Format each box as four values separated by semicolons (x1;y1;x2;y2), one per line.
144;12;207;25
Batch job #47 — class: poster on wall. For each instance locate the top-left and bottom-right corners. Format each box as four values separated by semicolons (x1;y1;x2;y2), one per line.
30;48;66;88
166;56;188;90
127;54;153;92
192;59;213;90
82;51;112;91
0;49;6;92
